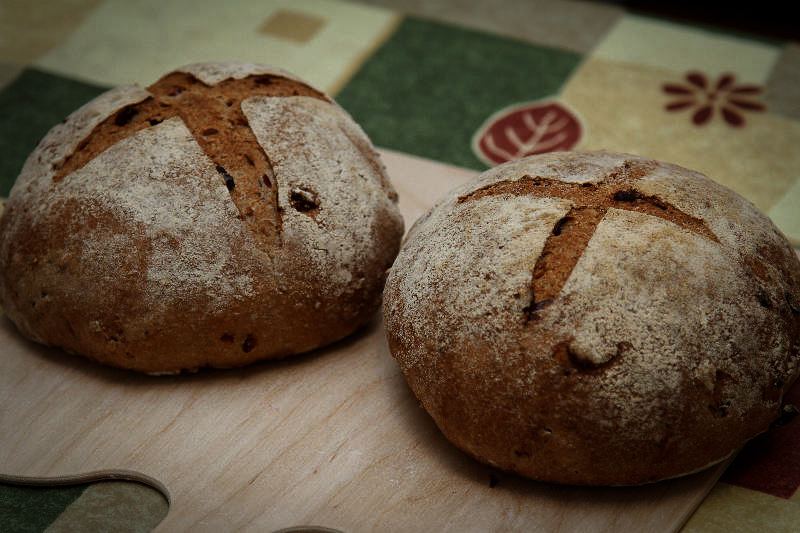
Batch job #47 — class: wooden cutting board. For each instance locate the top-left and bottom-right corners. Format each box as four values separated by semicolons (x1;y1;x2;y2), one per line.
0;149;726;532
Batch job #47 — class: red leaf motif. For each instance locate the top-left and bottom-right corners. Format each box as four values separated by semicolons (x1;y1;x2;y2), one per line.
686;72;708;89
728;97;766;111
662;83;694;95
473;100;582;166
692;105;713;125
721;105;745;127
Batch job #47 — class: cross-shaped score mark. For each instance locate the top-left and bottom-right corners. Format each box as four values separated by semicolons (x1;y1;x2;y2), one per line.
52;71;328;244
458;161;719;322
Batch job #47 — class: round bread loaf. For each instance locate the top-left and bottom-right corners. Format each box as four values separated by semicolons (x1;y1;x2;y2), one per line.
0;61;404;374
383;151;800;485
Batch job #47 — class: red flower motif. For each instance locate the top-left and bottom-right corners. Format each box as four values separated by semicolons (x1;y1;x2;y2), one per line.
662;71;766;127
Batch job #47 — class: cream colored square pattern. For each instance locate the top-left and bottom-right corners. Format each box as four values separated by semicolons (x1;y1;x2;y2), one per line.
682;483;800;533
593;14;779;83
768;177;800;247
0;0;106;64
33;0;399;93
560;57;800;246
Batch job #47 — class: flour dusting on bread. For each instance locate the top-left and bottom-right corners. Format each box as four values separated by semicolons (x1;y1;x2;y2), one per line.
0;61;403;373
384;150;800;485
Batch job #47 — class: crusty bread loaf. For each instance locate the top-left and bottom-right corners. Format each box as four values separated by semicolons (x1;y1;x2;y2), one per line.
383;151;800;485
0;61;404;374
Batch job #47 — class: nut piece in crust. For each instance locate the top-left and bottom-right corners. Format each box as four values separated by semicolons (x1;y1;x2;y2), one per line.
383;151;800;485
0;61;404;374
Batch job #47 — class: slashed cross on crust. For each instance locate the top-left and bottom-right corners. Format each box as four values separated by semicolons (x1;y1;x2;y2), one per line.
458;161;719;322
51;71;329;244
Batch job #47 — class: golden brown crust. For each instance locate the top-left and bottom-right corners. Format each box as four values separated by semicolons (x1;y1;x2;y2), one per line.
383;151;800;485
0;61;404;374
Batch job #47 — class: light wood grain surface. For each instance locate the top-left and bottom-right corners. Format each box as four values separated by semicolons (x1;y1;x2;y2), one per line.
0;149;726;532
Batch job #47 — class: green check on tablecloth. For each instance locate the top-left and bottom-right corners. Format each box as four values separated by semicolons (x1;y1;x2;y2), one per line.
1;0;799;531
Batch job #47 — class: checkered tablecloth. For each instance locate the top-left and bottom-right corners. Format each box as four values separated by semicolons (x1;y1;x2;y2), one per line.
1;1;798;531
